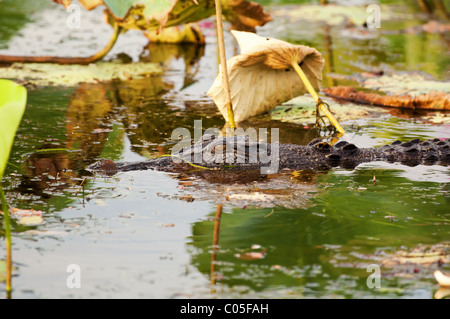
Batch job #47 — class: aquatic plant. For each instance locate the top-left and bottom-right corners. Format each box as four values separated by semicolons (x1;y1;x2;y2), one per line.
0;79;27;297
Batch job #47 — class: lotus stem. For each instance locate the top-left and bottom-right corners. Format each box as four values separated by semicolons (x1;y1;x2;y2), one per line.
214;0;236;129
0;186;12;297
291;62;345;134
0;23;122;65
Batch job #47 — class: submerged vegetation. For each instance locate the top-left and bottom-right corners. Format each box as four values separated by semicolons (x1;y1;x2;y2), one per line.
0;0;449;300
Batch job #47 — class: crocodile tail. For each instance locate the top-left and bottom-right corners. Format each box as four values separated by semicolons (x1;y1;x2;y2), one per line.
379;138;450;166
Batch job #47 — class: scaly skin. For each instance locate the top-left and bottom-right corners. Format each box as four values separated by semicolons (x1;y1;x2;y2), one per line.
87;135;450;175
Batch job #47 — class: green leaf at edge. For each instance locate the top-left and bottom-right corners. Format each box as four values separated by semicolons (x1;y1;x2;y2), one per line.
0;79;27;180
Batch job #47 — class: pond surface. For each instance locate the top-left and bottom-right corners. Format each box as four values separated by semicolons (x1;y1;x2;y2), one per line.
0;0;449;298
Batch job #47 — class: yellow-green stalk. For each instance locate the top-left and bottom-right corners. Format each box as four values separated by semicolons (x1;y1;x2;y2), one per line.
214;0;236;129
291;62;345;135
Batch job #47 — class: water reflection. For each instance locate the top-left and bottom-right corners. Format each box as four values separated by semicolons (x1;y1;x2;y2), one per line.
5;43;212;212
142;43;206;90
192;169;449;298
210;204;223;294
2;0;450;298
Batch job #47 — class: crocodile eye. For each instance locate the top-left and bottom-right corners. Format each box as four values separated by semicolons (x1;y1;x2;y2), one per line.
314;142;331;153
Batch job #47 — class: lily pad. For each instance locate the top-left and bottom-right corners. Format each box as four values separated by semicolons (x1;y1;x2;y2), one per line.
272;4;410;26
0;62;162;86
270;95;388;125
363;73;450;97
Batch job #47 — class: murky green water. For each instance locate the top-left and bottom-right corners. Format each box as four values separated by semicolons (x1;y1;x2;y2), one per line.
0;0;449;298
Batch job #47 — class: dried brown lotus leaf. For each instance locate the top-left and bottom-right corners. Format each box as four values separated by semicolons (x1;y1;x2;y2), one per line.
208;31;324;123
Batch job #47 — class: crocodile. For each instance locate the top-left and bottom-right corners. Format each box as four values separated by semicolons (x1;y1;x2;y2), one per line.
87;134;450;176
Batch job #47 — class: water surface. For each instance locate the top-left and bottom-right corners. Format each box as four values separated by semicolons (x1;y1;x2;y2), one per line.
0;0;449;298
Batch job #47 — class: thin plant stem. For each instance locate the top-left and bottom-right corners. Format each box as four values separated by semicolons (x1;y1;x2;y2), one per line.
214;0;236;129
0;186;12;297
0;23;122;65
291;62;345;135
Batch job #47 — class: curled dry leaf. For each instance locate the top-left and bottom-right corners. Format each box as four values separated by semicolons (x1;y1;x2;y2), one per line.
144;23;205;44
53;0;103;10
54;0;272;43
208;31;324;123
9;208;44;225
323;86;450;110
235;249;266;260
79;0;104;10
52;0;72;9
434;287;450;299
101;0;272;33
223;0;273;32
434;270;450;287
